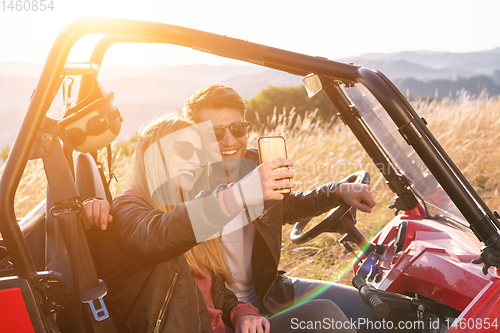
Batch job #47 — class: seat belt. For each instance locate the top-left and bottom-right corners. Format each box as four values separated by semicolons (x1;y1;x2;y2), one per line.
37;118;117;333
89;146;115;204
54;209;114;333
97;147;115;204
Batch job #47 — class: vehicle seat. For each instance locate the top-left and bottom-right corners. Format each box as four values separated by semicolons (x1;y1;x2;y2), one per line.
46;152;108;271
75;153;107;202
74;152;111;275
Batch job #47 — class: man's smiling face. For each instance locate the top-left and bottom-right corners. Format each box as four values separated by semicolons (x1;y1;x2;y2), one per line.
197;107;247;160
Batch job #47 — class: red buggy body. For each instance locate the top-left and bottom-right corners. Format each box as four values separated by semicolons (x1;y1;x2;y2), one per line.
372;208;500;332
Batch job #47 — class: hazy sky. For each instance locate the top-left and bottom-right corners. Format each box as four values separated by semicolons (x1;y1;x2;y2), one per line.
0;0;499;66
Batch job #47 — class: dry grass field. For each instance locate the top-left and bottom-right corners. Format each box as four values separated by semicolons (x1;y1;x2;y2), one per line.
4;92;500;285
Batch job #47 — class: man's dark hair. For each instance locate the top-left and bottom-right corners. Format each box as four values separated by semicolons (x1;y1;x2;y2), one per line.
183;84;247;122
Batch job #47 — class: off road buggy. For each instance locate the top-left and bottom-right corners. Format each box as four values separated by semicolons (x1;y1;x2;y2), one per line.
1;18;499;332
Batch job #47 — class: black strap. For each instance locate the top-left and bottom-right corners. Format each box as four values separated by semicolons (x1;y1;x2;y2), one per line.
96;145;116;203
96;161;114;204
43;129;116;333
57;125;76;178
54;206;83;333
54;207;116;333
43;132;79;205
89;147;114;204
106;145;113;184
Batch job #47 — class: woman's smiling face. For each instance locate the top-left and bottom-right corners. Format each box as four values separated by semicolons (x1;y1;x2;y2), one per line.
167;127;204;192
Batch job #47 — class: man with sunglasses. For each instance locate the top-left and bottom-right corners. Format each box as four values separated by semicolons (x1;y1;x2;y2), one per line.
183;84;381;332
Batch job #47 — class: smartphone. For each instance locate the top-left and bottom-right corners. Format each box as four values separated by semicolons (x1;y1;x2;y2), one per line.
258;136;291;194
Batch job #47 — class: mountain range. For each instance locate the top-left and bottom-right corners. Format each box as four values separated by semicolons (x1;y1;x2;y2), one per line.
1;47;500;151
339;47;500;80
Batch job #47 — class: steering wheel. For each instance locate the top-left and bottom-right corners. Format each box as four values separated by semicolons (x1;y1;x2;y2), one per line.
290;171;371;244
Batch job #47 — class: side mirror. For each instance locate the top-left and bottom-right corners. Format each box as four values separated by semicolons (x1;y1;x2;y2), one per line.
302;74;323;97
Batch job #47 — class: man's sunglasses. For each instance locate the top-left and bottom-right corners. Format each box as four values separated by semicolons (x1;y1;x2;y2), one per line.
208;121;249;142
174;141;210;166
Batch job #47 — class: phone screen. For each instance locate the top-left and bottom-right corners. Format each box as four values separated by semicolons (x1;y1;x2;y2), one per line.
258;136;291;193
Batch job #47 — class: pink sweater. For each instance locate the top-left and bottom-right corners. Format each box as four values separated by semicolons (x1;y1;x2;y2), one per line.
194;268;260;333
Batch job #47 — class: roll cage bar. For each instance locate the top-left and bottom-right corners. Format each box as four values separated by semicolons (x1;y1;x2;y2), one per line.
1;17;500;290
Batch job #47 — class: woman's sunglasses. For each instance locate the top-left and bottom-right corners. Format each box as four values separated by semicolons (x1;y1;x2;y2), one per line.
174;141;210;166
208;121;249;142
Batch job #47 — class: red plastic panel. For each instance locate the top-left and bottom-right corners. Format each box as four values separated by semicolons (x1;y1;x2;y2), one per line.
0;287;35;333
372;215;497;311
447;280;500;332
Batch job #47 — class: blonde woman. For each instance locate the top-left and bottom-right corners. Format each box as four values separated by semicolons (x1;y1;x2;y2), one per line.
85;114;354;333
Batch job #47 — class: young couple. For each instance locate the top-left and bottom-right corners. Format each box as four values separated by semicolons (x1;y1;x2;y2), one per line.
84;84;378;333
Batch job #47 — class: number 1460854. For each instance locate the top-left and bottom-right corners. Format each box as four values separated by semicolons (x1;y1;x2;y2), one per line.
2;0;54;11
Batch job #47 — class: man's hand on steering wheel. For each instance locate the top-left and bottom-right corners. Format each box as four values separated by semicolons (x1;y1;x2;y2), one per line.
333;183;376;214
291;171;375;244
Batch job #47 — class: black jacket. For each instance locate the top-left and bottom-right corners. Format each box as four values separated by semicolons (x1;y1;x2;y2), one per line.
241;149;342;311
95;193;244;333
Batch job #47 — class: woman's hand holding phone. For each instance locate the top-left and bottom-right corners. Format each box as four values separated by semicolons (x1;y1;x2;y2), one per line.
257;158;295;200
233;158;295;210
258;136;293;195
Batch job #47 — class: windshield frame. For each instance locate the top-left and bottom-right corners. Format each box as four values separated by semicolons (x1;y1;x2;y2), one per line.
339;82;468;225
327;69;499;242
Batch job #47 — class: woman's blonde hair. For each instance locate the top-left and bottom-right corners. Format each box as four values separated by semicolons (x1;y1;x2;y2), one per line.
130;113;233;283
